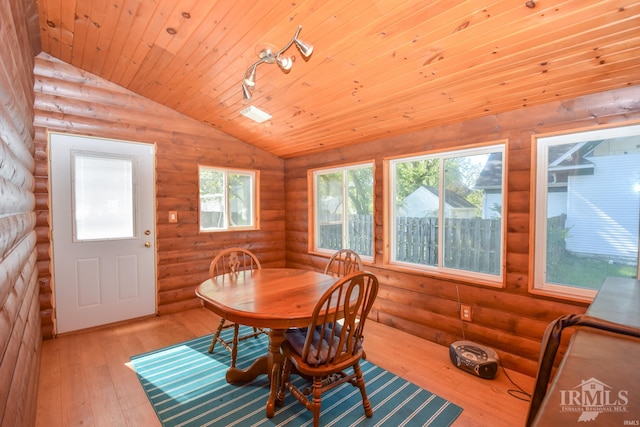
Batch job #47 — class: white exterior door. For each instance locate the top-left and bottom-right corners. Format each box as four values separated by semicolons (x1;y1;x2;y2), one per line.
50;132;156;334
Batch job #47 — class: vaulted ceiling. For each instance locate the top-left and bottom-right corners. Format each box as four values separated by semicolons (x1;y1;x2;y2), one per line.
37;0;640;158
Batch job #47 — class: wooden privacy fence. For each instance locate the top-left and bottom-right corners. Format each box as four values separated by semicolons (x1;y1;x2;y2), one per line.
320;215;501;275
319;215;374;256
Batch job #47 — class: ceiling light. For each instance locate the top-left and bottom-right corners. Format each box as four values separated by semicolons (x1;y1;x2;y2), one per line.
242;84;252;101
240;105;272;123
276;56;293;71
240;25;313;100
244;65;257;87
294;39;313;58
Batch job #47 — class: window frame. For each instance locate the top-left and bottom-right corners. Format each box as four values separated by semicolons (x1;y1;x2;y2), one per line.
71;150;137;242
532;123;640;301
308;161;375;261
384;142;506;286
198;165;259;232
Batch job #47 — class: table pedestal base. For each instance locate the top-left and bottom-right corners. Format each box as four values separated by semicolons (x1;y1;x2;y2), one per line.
223;329;286;418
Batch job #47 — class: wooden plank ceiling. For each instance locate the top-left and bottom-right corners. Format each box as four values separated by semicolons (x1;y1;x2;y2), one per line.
37;0;640;158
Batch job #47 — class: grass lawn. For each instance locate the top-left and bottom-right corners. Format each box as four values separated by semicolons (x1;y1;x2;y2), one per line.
547;253;638;290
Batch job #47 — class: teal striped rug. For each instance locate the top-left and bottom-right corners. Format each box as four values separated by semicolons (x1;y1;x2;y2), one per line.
131;327;462;427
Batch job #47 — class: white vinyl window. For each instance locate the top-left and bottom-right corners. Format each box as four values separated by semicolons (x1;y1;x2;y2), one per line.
534;124;640;300
387;144;505;282
72;151;135;241
199;166;258;231
311;163;374;258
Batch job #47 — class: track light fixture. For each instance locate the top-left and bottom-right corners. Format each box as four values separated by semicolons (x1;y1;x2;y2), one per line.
241;25;313;100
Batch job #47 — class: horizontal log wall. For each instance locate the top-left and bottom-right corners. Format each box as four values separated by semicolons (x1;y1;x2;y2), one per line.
0;0;41;425
32;53;285;336
284;85;640;376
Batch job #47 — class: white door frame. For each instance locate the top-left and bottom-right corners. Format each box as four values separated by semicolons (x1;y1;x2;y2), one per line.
49;132;157;334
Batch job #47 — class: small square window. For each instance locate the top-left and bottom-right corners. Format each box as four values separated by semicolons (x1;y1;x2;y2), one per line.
199;166;258;231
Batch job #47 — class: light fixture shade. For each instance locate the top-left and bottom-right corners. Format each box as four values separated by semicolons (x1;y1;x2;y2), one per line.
240;24;313;99
276;56;293;71
244;66;257;87
242;84;252;100
294;38;313;58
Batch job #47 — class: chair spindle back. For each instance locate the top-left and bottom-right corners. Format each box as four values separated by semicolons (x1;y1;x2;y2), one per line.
302;271;378;367
209;247;261;278
324;249;363;278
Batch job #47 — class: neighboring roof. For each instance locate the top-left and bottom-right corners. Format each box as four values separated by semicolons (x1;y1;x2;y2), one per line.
549;140;601;170
425;186;476;209
399;186;476;218
475;141;602;189
474;152;503;190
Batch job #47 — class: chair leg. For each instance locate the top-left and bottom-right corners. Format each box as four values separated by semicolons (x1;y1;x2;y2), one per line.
208;317;226;354
353;362;373;417
276;358;292;406
230;323;240;368
311;376;323;427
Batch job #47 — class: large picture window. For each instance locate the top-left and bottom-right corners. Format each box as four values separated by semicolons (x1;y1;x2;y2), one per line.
311;163;374;258
199;166;258;231
534;124;640;300
387;144;505;282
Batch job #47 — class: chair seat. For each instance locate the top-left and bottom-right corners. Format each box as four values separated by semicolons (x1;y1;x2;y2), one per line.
284;324;363;365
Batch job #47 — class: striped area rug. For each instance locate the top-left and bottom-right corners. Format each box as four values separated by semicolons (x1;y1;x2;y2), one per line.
130;327;462;427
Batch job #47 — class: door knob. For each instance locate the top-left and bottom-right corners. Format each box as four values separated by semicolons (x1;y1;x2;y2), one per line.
144;242;152;248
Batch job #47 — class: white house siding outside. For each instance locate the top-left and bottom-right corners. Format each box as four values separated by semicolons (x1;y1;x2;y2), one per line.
565;153;640;262
400;187;477;219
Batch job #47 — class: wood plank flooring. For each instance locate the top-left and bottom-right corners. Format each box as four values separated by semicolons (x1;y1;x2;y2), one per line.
35;308;535;426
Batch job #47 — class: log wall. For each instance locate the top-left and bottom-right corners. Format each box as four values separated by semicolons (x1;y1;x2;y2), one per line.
32;53;285;337
15;0;640;386
0;0;42;425
284;85;640;376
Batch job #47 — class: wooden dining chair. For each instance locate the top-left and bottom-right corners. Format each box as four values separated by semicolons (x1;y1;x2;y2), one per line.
276;271;379;427
323;249;363;277
208;247;265;367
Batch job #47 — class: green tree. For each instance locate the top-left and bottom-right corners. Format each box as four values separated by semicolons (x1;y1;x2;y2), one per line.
199;169;223;195
395;159;439;201
347;168;373;215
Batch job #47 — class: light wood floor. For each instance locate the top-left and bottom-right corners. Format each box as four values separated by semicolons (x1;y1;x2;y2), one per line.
35;308;535;426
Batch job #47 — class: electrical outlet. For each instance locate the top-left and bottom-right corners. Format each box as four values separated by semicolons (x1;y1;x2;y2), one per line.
460;304;472;322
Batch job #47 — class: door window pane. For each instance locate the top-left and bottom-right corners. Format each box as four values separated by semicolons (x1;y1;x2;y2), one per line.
73;152;135;241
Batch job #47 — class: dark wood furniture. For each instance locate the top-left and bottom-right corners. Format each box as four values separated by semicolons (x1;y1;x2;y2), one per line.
323;249;363;277
528;277;640;426
276;271;379;427
195;268;338;418
207;248;265;367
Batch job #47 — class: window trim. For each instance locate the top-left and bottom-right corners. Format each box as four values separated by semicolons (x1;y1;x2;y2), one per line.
198;165;259;232
531;122;640;302
383;142;507;287
308;161;375;262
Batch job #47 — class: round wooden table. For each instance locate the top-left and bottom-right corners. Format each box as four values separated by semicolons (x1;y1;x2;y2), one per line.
196;268;338;417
